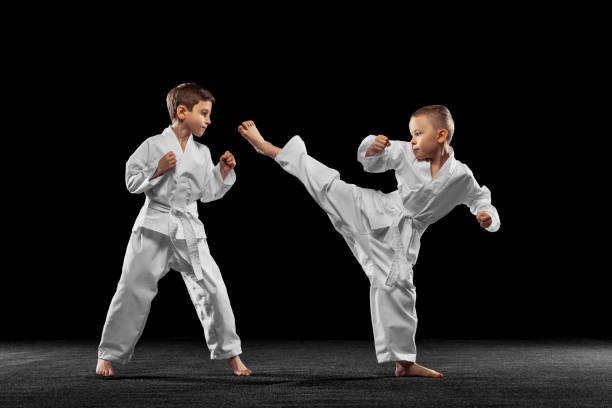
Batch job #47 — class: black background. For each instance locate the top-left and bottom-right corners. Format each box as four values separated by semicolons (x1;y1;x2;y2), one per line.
4;22;606;342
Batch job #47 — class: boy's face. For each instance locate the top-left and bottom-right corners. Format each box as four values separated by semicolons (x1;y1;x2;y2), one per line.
409;115;447;161
178;100;213;137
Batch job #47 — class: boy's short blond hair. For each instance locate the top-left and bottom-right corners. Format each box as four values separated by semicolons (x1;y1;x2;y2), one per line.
166;83;215;121
411;105;455;144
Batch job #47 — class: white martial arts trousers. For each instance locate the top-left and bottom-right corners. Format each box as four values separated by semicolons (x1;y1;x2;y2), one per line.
98;227;242;363
275;136;418;363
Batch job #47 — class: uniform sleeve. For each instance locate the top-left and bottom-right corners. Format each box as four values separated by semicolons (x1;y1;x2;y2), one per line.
200;145;236;203
462;169;501;232
125;138;164;194
357;135;406;173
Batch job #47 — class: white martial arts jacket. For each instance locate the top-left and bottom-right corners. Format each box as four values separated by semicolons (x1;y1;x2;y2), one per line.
356;135;500;289
125;125;236;281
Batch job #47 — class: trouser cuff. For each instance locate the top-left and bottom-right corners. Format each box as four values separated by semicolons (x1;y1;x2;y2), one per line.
210;346;242;360
98;348;132;365
376;351;417;364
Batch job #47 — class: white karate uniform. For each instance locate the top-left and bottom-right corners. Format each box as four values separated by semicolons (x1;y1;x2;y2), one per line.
274;135;500;363
98;125;241;364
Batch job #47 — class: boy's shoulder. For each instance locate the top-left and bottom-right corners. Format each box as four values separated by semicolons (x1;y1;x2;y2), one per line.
454;158;476;180
192;139;211;153
141;130;166;145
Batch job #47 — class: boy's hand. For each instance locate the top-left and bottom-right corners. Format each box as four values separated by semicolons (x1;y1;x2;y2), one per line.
476;212;492;228
220;151;236;180
152;151;176;179
365;134;391;157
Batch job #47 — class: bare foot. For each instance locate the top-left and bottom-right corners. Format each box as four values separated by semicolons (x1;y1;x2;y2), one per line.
237;120;280;158
96;358;115;377
228;355;252;376
395;361;443;378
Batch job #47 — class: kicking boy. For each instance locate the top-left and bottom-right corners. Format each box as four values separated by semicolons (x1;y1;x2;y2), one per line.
96;83;251;377
238;105;500;378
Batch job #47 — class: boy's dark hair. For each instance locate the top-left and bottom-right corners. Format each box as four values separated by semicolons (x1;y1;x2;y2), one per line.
411;105;455;144
166;83;215;121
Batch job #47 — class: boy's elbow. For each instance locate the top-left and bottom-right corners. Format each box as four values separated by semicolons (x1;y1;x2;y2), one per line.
125;179;145;194
359;162;384;173
126;185;142;194
125;181;136;194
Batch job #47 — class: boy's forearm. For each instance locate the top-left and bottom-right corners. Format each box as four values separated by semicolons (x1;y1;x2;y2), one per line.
220;167;230;180
149;167;161;180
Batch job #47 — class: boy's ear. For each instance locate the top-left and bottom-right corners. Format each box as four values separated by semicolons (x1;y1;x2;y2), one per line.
437;128;448;143
176;104;187;120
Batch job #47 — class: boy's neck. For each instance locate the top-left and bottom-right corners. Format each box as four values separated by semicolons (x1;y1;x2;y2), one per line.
171;122;191;143
430;144;451;167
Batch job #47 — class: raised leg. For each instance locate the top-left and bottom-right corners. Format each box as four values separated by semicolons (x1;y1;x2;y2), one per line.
239;121;368;236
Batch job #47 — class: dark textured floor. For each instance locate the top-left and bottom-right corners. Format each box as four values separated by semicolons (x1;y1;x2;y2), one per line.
1;338;611;407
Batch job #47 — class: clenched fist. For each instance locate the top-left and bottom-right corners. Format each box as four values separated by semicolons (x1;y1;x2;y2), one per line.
476;212;492;229
220;151;236;180
365;134;391;157
151;151;176;179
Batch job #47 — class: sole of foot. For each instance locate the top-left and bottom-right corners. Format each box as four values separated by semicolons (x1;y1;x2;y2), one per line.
237;120;265;154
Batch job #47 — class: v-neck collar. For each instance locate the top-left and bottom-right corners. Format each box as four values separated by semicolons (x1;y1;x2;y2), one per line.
408;144;457;197
428;145;455;181
164;125;193;155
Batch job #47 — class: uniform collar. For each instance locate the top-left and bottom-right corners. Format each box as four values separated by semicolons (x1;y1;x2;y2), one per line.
163;125;193;154
420;144;457;185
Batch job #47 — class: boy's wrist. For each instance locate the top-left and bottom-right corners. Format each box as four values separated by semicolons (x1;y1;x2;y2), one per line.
365;144;380;157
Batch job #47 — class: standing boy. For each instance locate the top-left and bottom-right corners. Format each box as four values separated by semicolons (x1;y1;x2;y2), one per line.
96;83;251;377
237;105;500;377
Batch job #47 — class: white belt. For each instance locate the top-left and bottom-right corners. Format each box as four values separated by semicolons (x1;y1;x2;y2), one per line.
385;211;426;290
146;198;206;282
